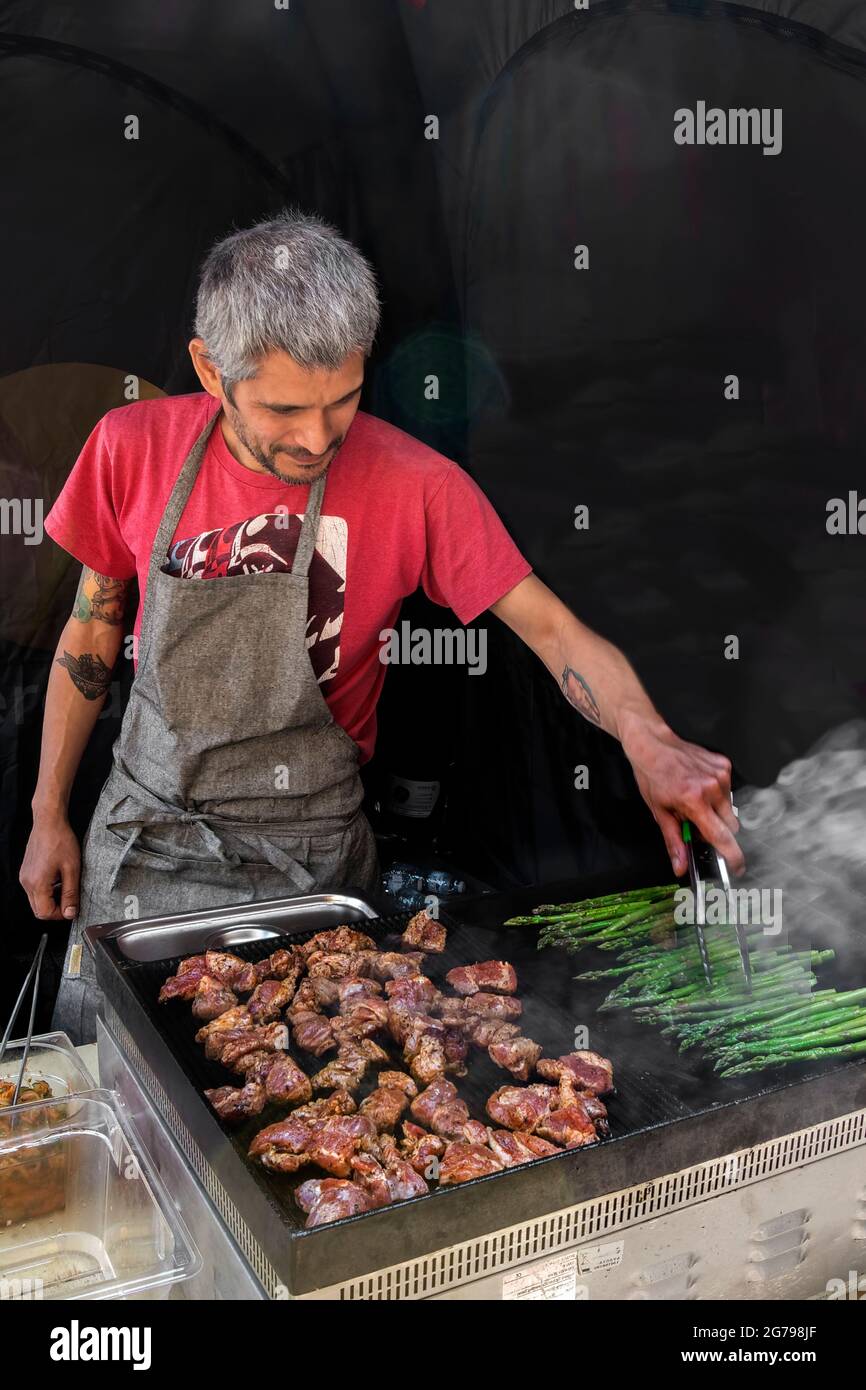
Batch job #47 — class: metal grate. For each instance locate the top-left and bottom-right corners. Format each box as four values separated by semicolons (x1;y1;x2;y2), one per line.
322;1108;866;1301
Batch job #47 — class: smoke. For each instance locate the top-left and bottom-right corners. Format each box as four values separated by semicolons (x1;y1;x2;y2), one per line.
735;719;866;953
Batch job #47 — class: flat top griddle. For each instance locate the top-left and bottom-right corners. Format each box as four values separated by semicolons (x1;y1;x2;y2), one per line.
94;870;866;1294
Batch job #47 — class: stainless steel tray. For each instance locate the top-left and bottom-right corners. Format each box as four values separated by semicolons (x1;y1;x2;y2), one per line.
84;891;381;962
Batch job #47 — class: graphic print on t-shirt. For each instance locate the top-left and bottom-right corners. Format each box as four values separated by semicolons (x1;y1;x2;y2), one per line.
163;510;347;684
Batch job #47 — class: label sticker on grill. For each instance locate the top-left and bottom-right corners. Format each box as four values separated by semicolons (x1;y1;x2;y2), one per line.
577;1239;624;1274
502;1252;579;1300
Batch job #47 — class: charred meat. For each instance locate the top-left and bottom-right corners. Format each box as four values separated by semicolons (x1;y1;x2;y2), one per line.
445;961;517;996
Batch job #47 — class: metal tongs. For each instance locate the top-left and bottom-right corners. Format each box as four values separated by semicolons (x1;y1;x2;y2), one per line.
0;933;48;1105
682;822;752;992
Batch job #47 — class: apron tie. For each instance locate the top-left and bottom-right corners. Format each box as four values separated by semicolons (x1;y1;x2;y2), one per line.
106;809;243;893
106;808;317;895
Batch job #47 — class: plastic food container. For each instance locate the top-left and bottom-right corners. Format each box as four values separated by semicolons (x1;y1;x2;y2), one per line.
0;1031;96;1107
0;1089;200;1300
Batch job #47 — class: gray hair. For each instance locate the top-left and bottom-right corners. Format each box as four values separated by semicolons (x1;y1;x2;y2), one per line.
194;208;381;391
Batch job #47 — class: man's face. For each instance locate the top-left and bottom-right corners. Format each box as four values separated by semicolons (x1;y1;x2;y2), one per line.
219;349;365;486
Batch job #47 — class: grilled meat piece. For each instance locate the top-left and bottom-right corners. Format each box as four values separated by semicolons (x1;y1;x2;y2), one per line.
251;1112;376;1177
410;1077;458;1127
436;997;472;1024
291;1011;337;1057
400;909;447;954
536;1051;614;1097
485;1084;558;1132
312;1038;390;1093
445;961;517;996
307;977;385;1012
535;1097;599;1149
307;952;366;981
159;956;209;1001
204;1081;267;1123
378;1070;418;1097
286;979;322;1019
385;976;441;1012
427;1099;475;1141
399;1122;447;1176
400;1012;468;1085
298;927;377;961
204;951;260;994
579;1095;609;1128
191;975;238;1021
239;1051;312;1105
556;1073;609;1136
358;1079;416;1131
290;1089;356;1123
259;947;302;981
409;1079;477;1140
195;1006;252;1044
439;1141;504;1185
487;1130;560;1166
338;977;383;1004
311;1115;377;1176
336;998;390;1038
461;1119;490;1146
178;955;207;976
203;1021;288;1068
489;1037;542;1082
464;993;522;1020
219;1023;289;1072
296;1178;379;1226
408;1037;449;1087
386;1001;421;1048
466;1019;521;1049
351;1143;429;1203
367;951;426;982
247;977;296;1024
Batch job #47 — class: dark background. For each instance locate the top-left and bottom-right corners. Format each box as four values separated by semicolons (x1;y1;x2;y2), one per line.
2;0;865;1024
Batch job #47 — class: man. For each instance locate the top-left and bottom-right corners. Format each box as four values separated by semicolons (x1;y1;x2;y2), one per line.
21;210;741;1044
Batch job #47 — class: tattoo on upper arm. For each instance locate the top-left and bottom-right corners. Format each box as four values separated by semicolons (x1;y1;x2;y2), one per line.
56;650;113;700
561;666;602;727
73;568;129;625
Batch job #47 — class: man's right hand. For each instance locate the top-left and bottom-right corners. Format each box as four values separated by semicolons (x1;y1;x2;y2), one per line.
20;813;81;921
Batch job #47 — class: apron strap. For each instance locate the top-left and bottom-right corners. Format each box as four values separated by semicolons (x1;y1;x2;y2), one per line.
290;472;326;579
139;405;222;663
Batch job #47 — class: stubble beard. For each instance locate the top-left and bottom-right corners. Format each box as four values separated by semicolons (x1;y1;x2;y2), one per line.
227;402;341;486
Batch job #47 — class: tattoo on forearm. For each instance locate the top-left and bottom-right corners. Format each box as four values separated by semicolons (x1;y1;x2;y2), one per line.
57;650;113;700
73;569;128;625
561;666;602;727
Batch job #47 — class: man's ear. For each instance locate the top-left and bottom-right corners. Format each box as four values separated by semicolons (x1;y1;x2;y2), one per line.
188;338;222;399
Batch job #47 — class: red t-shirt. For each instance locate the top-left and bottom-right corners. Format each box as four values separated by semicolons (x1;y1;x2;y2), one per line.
44;393;531;762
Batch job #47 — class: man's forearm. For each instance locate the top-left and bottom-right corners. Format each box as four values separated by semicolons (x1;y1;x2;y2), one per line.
492;575;663;744
32;568;129;817
32;623;118;815
552;611;662;745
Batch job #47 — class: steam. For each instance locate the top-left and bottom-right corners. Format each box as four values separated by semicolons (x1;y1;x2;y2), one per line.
735;720;866;951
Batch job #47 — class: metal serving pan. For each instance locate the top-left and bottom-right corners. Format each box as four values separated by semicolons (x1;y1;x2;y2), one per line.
88;879;866;1297
85;890;383;962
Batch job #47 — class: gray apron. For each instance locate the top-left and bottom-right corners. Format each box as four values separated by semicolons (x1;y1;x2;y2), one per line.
53;408;378;1044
